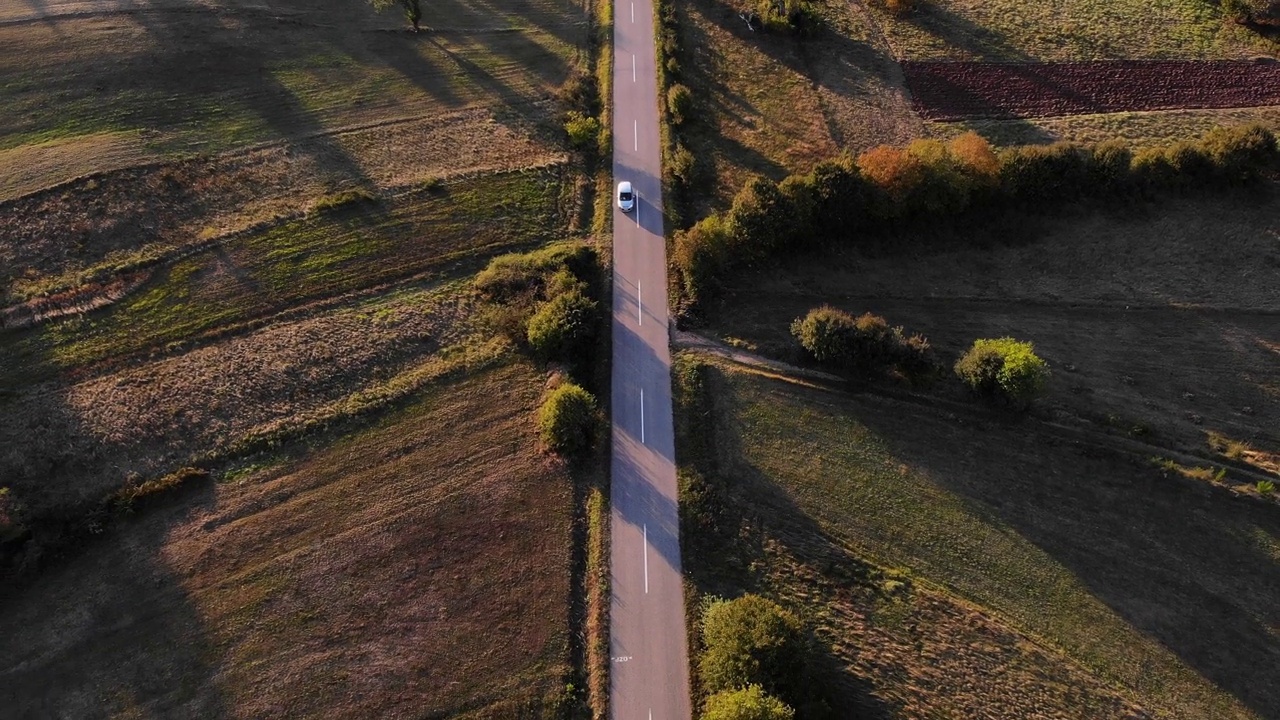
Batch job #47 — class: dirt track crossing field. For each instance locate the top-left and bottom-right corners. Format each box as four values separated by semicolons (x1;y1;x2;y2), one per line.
903;60;1280;121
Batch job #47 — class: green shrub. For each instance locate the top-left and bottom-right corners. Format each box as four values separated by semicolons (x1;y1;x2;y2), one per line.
674;214;735;303
806;158;868;241
791;306;933;377
955;337;1050;406
729;176;803;258
703;685;795;720
1258;479;1276;495
526;289;599;363
538;382;597;454
777;174;817;245
999;142;1096;203
309;189;378;216
668;84;694;125
474;243;598;303
1201;124;1279;183
565;111;603;151
700;594;806;697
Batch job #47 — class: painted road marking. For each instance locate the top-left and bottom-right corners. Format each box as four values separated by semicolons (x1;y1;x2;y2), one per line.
631;1;634;22
633;53;637;82
640;388;645;443
634;119;638;151
643;523;649;594
612;655;633;663
638;281;642;325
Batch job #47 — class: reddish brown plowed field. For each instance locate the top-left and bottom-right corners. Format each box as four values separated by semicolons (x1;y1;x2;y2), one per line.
902;60;1280;121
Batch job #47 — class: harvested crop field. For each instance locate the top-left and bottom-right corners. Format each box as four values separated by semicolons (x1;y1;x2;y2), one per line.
902;60;1280;121
0;361;578;718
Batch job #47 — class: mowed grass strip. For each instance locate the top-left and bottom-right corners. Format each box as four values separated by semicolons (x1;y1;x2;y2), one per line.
0;169;566;385
708;362;1280;719
0;361;575;718
869;0;1279;61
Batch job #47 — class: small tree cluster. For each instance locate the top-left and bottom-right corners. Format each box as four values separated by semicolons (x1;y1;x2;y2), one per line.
790;306;935;380
673;125;1278;308
474;243;602;372
954;337;1050;407
700;594;822;719
538;382;597;455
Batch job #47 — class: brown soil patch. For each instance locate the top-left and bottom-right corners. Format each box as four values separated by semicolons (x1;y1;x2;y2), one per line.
0;132;159;202
0;362;575;718
902;60;1280;121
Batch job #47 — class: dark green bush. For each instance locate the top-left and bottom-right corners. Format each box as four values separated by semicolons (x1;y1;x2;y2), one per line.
999;142;1096;203
703;685;795;720
537;382;597;454
791;306;934;377
526;289;599;363
806;158;868;241
729;176;803;259
310;189;378;216
674;214;734;304
955;337;1050;406
701;595;806;697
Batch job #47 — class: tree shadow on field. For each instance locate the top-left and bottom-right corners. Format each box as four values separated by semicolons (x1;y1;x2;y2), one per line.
676;364;893;718
842;390;1280;717
0;485;232;719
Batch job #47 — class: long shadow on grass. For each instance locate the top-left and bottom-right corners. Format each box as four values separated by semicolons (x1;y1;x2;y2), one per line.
0;485;231;719
807;383;1280;717
674;360;892;718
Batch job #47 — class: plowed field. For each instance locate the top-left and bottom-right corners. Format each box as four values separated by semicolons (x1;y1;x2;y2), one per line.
903;60;1280;120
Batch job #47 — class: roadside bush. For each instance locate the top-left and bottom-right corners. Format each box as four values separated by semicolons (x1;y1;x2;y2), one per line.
955;337;1050;407
565;111;603;152
701;595;806;698
776;174;817;246
668;84;694;125
474;243;598;303
538;382;597;455
674;214;735;304
527;289;599;363
703;685;795;720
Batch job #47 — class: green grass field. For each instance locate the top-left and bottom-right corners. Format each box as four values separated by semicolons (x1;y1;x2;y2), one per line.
679;356;1278;718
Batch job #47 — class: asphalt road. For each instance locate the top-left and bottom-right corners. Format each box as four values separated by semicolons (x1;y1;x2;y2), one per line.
608;0;693;713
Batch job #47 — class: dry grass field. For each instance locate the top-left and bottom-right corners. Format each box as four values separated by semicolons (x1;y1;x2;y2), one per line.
0;0;601;712
675;185;1280;717
0;362;578;719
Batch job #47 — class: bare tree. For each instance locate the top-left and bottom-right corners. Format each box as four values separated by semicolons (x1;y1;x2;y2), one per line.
372;0;422;31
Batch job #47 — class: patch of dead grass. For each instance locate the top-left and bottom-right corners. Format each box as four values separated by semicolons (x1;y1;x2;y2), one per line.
0;362;576;718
